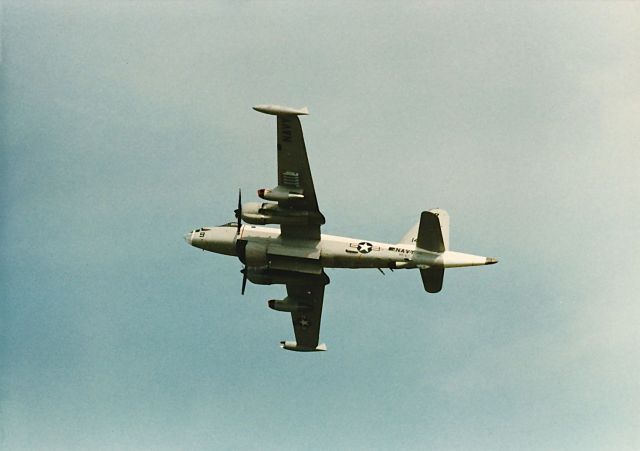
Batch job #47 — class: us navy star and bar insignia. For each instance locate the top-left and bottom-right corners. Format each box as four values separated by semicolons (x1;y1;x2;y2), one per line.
346;241;380;254
297;316;311;329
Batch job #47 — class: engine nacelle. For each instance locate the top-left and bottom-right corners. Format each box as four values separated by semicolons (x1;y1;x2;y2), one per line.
241;202;323;225
246;271;273;285
280;341;327;352
245;268;330;287
243;241;268;268
268;297;312;313
258;186;304;202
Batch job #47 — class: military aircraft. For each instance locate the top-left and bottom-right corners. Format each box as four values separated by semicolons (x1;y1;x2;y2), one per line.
185;105;497;352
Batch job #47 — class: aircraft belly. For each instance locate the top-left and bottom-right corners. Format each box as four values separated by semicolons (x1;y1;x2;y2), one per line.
268;242;320;260
320;249;392;269
320;254;359;268
269;254;322;274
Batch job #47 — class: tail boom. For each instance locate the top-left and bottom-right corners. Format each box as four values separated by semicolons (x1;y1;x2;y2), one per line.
413;250;498;268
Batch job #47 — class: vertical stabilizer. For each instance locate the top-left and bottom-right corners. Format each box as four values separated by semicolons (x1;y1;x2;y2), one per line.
398;222;419;245
416;211;445;252
414;209;450;293
420;267;444;293
398;209;450;250
428;208;449;250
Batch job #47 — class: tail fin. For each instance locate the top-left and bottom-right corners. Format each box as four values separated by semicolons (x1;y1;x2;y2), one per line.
398;222;420;245
416;211;445;252
430;208;449;250
420;267;444;293
399;209;449;250
408;209;450;294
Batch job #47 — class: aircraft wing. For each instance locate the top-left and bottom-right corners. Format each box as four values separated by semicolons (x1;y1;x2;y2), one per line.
280;278;327;351
254;105;325;240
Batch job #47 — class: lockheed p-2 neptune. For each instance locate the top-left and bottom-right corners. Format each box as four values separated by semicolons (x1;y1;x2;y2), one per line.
185;105;497;352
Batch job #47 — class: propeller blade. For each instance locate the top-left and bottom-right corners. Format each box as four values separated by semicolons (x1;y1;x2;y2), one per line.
235;188;242;235
241;267;247;295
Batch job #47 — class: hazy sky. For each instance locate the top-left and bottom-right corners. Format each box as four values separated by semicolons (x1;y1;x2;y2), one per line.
2;2;639;450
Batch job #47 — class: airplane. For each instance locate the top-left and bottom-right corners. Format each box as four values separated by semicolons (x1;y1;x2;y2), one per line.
185;104;498;352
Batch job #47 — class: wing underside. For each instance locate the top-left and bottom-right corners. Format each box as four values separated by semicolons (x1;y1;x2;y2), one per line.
280;274;328;351
271;109;324;240
253;106;328;350
287;284;324;349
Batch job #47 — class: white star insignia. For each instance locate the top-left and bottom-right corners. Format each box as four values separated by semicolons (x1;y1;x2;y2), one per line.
299;318;310;328
357;242;372;253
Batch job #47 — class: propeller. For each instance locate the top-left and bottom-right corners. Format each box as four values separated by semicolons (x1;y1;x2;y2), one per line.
241;267;248;295
235;227;248;296
234;188;242;235
234;188;248;295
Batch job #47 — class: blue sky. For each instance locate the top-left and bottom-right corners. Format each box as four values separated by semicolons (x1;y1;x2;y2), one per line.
1;2;639;450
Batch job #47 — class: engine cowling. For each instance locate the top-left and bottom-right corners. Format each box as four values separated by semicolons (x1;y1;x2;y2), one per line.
241;202;324;225
243;242;268;268
245;268;329;286
245;271;273;285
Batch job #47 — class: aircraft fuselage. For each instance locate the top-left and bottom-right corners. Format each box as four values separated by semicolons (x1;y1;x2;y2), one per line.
185;224;494;270
184;105;498;351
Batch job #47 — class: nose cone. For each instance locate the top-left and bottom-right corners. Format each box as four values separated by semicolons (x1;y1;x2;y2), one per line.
186;226;237;256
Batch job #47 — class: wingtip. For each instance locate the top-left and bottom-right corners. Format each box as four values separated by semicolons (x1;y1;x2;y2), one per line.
253;104;309;116
485;257;499;265
279;341;327;352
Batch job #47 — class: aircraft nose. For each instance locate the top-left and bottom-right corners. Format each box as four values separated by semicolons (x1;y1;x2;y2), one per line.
184;232;192;245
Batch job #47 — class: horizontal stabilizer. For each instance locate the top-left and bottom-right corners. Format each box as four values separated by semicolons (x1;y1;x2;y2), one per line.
416;211;445;252
253;104;309;116
420;267;444;293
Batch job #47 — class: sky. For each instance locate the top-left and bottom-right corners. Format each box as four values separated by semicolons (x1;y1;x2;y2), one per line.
1;1;639;450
